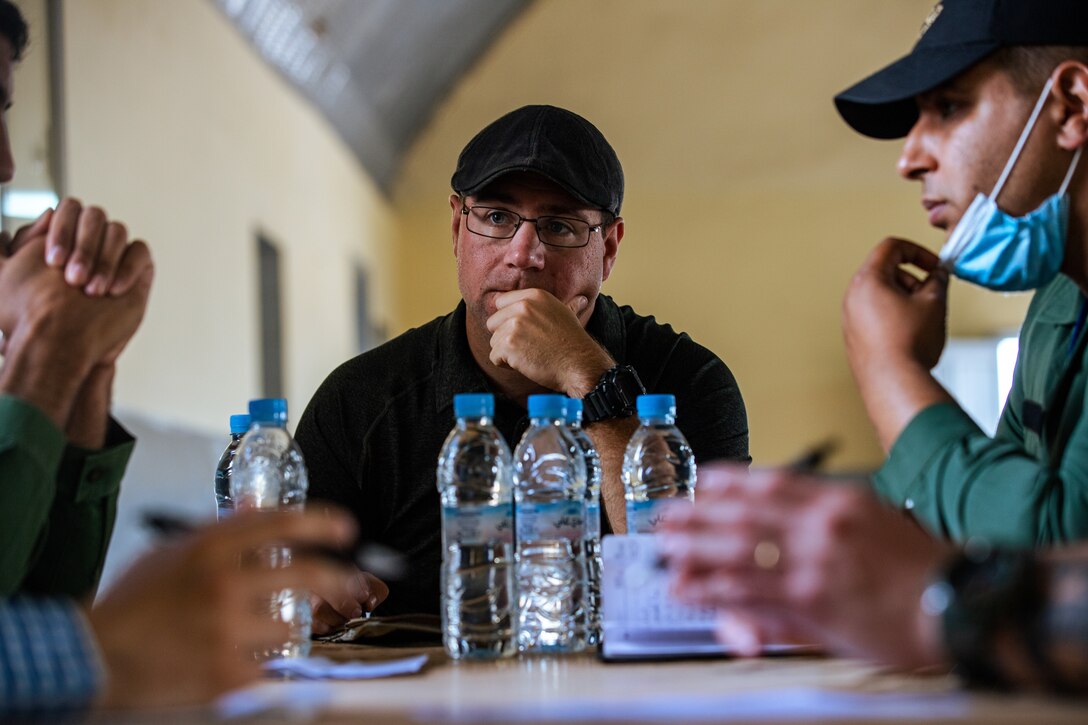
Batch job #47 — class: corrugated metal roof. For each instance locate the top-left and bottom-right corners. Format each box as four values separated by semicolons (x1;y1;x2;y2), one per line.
213;0;530;192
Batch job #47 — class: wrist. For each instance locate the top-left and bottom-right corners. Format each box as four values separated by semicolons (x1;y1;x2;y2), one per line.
581;364;644;424
924;547;1042;690
563;348;615;398
0;322;91;428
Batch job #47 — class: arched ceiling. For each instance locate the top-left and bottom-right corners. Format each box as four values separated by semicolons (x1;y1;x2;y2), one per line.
213;0;531;192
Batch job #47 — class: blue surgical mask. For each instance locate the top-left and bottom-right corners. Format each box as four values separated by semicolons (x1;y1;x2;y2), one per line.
939;77;1083;292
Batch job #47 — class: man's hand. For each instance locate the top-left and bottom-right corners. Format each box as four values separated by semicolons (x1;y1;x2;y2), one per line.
843;237;949;372
2;199;152;297
486;288;613;395
660;465;952;670
88;509;358;710
0;236;152;429
310;568;390;635
842;238;954;450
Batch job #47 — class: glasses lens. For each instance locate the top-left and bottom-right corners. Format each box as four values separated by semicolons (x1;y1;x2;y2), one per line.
538;217;590;248
467;207;519;239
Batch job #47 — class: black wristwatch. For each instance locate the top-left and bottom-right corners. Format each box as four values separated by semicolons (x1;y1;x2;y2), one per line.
582;364;645;424
927;548;1041;690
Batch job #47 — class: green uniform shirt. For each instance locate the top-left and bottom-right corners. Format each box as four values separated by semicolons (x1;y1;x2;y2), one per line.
875;274;1088;546
0;395;135;598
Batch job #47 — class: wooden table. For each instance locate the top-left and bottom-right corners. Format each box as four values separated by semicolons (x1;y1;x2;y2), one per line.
198;643;1088;724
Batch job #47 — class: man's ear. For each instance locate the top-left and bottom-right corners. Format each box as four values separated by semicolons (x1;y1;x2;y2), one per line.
449;194;462;257
601;217;624;282
1053;61;1088;152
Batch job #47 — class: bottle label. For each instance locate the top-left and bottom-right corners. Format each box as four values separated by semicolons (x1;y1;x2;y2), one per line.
585;500;601;542
442;503;514;546
517;500;586;542
627;498;690;533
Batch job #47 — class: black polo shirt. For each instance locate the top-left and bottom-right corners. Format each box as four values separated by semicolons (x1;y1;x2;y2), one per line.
295;294;749;616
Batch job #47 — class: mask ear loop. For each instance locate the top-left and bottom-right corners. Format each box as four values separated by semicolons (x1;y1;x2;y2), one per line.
942;77;1063;267
991;77;1056;203
1058;146;1083;196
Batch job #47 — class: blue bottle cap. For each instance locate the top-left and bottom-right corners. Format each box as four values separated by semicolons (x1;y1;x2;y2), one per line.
229;414;252;434
453;393;494;418
565;397;583;424
528;394;567;419
637;394;676;419
248;398;288;424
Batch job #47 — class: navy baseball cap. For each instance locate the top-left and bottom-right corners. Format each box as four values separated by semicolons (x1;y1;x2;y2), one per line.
451;105;624;217
835;0;1088;140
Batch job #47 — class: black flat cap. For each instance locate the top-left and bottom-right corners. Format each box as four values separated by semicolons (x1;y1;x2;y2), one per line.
451;105;624;216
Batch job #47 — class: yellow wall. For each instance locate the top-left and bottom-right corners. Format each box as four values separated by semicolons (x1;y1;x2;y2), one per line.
58;0;395;433
393;0;1033;469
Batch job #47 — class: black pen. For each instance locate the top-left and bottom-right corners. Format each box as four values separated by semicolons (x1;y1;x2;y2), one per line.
141;511;407;581
785;438;839;473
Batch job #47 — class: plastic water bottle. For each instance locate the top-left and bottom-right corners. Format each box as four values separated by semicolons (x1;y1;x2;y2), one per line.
513;394;588;653
436;393;517;660
214;414;250;520
230;398;312;659
564;398;602;646
622;394;696;533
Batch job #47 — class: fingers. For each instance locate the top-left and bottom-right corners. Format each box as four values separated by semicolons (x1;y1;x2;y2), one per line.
65;205;108;287
867;237;941;272
41;198;151;297
566;294;590;316
713;610;809;656
311;599;349;636
200;509;357;570
85;222;128;296
715;611;775;657
362;572;390;610
240;559;351;605
492;288;541;310
108;239;154;297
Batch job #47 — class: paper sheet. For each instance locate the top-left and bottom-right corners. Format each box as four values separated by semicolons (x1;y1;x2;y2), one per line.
601;534;815;660
416;688;972;722
216;654;428;719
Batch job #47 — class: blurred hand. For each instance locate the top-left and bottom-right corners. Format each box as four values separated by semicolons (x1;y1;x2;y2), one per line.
660;464;952;669
310;568;390;635
88;509;357;710
486;288;613;395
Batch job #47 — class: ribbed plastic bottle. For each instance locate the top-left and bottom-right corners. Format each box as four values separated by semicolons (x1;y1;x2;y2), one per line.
436;393;517;660
213;413;250;520
622;394;696;533
230;398;311;659
513;394;588;653
564;397;602;646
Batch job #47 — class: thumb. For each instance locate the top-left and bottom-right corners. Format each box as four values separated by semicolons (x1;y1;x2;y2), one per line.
922;266;949;300
567;295;590;316
9;208;53;256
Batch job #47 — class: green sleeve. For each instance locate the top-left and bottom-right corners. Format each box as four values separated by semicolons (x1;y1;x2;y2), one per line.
0;395;67;595
0;395;135;598
873;400;1088;547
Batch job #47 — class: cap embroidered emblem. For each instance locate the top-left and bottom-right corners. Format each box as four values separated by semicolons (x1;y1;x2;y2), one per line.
920;2;943;38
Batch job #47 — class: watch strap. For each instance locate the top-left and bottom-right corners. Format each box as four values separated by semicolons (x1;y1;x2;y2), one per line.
582;364;644;424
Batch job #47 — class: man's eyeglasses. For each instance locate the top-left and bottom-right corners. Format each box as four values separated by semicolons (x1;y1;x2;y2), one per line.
461;204;604;249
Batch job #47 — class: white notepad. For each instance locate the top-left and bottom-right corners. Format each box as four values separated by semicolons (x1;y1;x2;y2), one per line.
601;533;815;660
